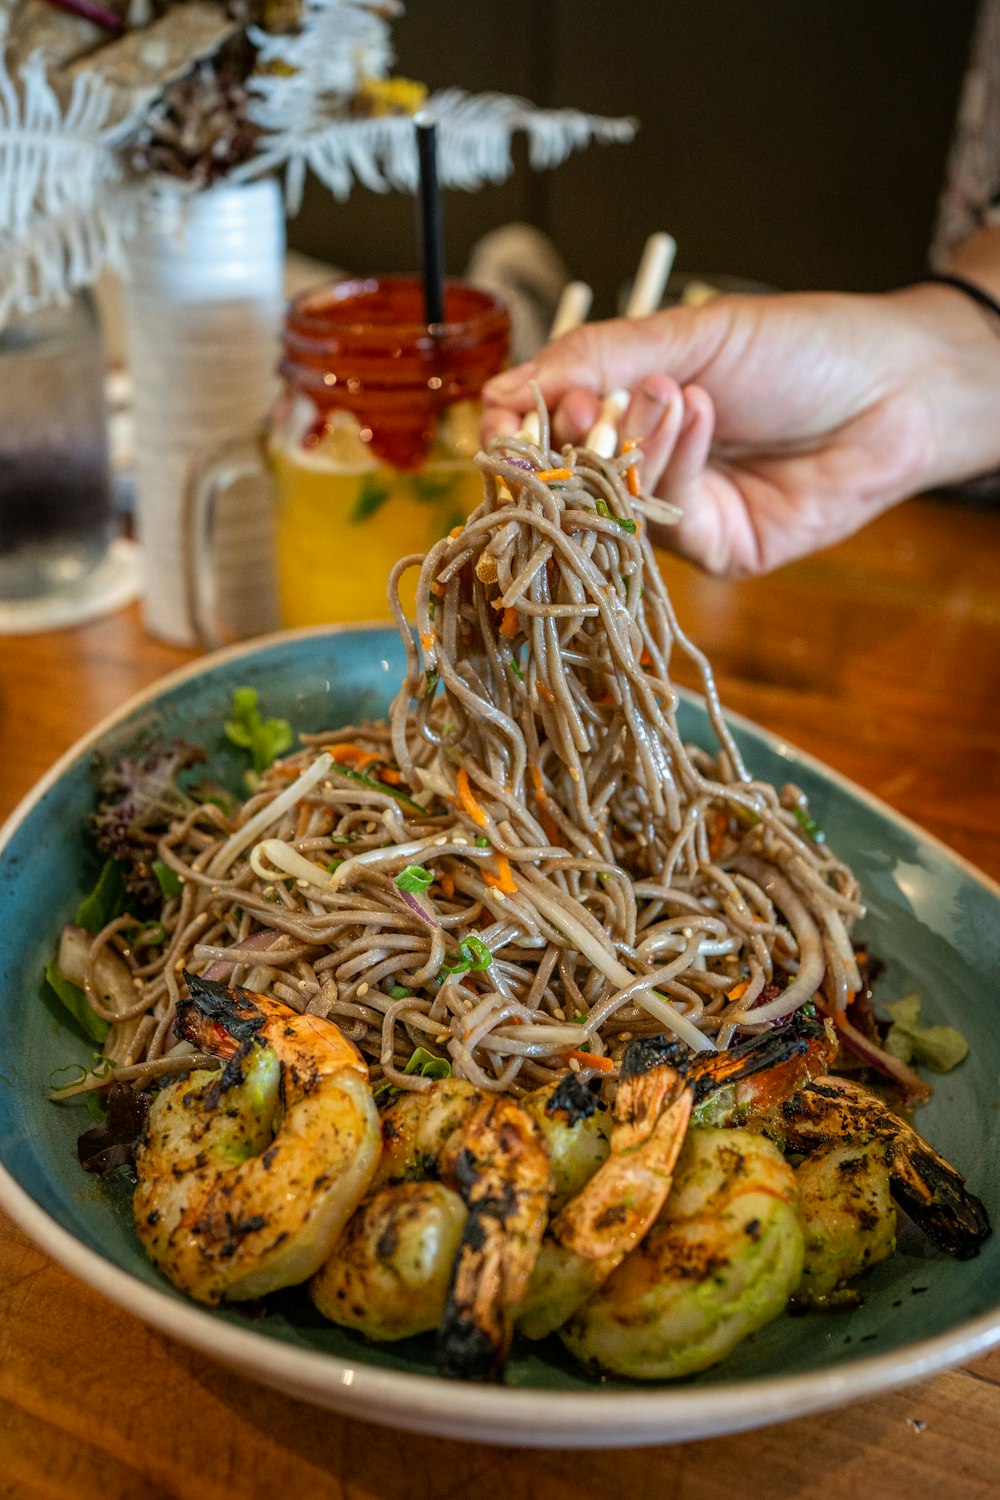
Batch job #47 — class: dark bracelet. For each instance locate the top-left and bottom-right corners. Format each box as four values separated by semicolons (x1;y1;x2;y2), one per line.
919;271;1000;329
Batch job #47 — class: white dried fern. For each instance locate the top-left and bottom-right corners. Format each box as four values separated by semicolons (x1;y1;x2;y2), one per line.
242;0;634;208
0;52;132;323
241;85;635;210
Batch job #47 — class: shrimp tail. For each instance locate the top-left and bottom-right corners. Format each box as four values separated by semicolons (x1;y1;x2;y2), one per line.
177;971;268;1057
782;1077;991;1260
436;1095;551;1380
890;1144;991;1259
690;1013;837;1122
544;1073;602;1128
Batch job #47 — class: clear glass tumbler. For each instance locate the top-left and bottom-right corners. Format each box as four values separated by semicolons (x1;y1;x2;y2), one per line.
0;293;114;601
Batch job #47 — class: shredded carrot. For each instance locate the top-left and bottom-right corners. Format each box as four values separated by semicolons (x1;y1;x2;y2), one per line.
377;766;403;786
536;681;554;704
727;978;751;1003
707;806;729;862
420;632;435;653
321;742;381;771
565;1049;614;1074
483;852;518;894
639;647;653;668
535;467;573;483
439;870;455;900
499;606;519;638
429;580;445;598
448;525;464;539
530;765;561;844
625;464;640;497
456;767;490;829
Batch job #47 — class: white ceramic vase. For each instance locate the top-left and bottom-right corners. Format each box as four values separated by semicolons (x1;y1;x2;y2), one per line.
122;179;284;645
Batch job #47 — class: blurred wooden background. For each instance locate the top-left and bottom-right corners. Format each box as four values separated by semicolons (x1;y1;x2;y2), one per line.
286;0;980;312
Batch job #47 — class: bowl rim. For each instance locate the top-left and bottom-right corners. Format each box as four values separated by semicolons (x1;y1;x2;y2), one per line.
2;620;998;1448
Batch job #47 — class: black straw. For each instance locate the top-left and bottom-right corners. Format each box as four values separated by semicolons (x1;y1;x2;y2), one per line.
415;116;445;326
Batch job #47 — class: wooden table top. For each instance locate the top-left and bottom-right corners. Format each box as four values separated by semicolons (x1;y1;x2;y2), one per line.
1;493;998;1498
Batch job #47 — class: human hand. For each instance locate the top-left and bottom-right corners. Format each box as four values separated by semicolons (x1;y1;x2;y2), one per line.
482;286;1000;576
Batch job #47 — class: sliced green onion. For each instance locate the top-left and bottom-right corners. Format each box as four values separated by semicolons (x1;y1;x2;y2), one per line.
791;806;825;843
388;984;412;1000
329;764;424;813
442;933;493;975
395;864;434;894
475;836;490;848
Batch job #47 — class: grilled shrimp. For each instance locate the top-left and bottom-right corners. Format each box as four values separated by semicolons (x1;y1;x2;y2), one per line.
518;1016;835;1340
793;1140;896;1306
312;1072;608;1354
312;1078;551;1378
133;973;380;1304
521;1073;612;1210
559;1127;803;1379
310;1180;468;1340
773;1075;991;1258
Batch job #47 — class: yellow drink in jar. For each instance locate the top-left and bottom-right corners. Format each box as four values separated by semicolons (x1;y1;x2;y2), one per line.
271;401;484;625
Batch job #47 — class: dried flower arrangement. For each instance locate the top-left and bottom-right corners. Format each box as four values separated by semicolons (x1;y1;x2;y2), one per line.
0;0;634;323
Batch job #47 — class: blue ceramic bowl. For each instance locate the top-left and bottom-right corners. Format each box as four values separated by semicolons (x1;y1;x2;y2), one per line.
1;625;998;1447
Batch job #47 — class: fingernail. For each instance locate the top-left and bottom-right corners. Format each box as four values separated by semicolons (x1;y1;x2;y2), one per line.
624;385;680;442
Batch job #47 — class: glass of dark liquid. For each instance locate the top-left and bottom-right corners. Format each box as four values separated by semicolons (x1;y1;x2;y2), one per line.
0;294;114;601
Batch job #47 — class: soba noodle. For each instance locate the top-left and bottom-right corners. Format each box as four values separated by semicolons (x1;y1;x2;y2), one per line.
70;426;863;1098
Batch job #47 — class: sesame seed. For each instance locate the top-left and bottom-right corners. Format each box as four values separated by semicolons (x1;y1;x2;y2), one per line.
618;1031;633;1041
568;1057;581;1073
357;982;369;997
552;1007;566;1021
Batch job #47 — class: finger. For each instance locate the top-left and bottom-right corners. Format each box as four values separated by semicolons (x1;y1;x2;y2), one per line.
551;388;602;447
621;374;684;492
480;407;525;445
482;307;730;414
658;385;716;513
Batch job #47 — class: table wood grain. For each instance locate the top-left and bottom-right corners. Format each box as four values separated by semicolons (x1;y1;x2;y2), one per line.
1;494;998;1498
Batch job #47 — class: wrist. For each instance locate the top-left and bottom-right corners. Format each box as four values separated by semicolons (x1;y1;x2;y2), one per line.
887;279;1000;490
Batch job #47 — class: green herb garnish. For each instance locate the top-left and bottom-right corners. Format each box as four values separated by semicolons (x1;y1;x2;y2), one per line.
403;1046;452;1080
395;865;434;894
884;993;968;1073
43;955;108;1046
388;984;412;1000
75;857;127;934
224;686;294;775
475;836;490;848
595;498;637;534
133;922;167;947
152;859;182;899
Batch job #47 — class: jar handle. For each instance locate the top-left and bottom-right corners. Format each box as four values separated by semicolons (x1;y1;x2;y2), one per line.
183;430;279;649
